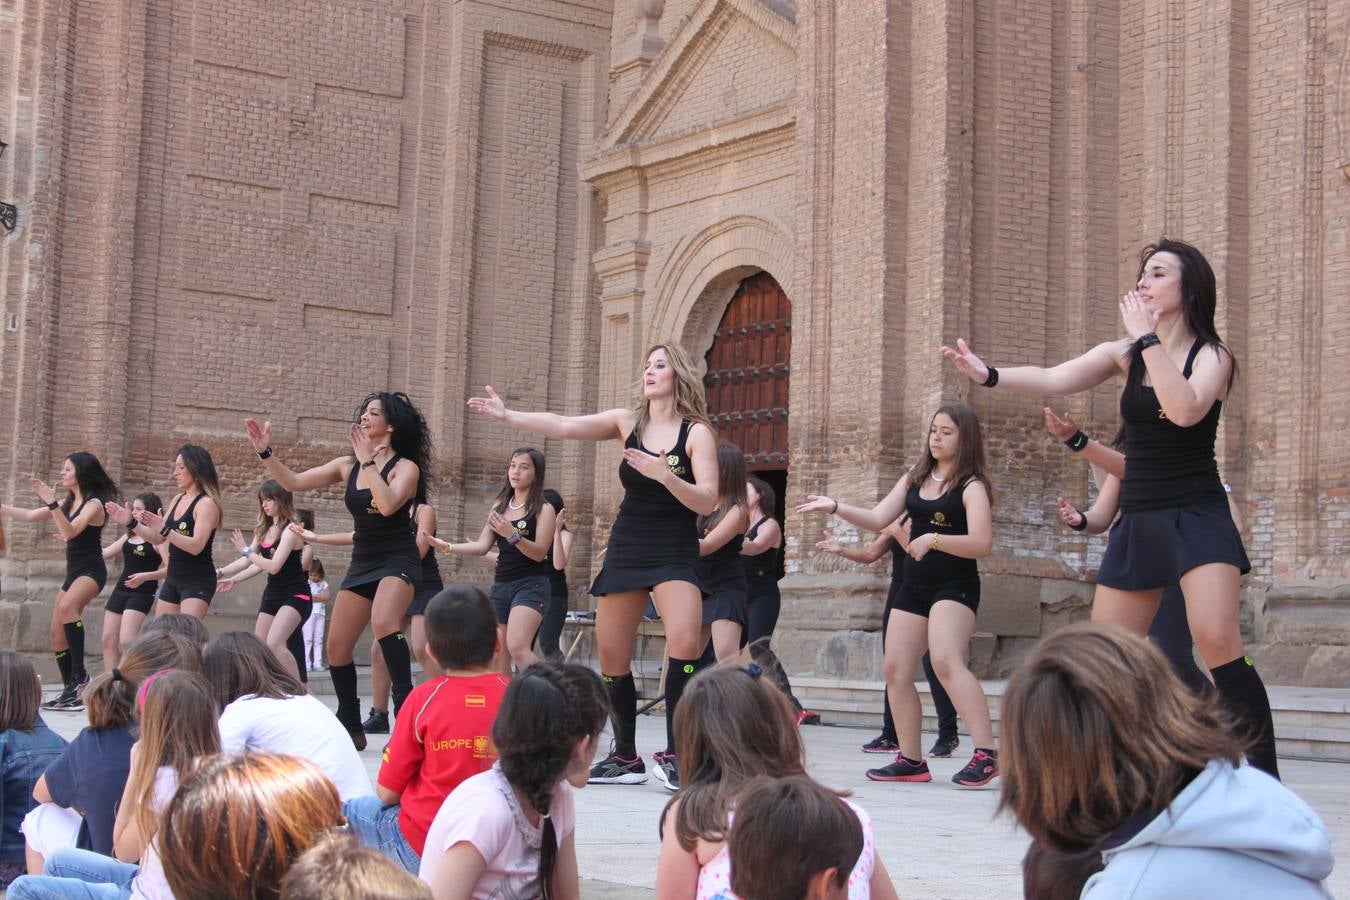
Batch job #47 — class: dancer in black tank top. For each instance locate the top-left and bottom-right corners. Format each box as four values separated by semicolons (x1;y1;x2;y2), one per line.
535;489;573;660
799;404;998;787
245;392;431;749
697;441;750;662
214;480;312;684
100;491;165;668
434;448;557;675
2;451;118;710
943;239;1278;779
468;342;718;790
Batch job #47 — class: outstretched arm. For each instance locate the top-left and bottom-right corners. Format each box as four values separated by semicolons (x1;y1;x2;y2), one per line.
245;418;349;492
815;528;895;565
1043;408;1126;479
797;473;911;533
467;386;634;442
942;337;1128;397
428;522;495;557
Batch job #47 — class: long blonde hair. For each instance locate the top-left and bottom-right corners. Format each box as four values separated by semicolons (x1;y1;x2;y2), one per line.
630;342;714;438
126;671;220;842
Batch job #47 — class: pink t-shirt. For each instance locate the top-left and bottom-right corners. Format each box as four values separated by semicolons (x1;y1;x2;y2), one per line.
695;799;877;900
418;765;577;899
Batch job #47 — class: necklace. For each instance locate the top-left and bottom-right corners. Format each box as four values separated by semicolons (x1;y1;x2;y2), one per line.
507;496;526;511
930;470;948;483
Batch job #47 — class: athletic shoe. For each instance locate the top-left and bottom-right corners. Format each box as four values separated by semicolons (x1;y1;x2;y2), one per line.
587;753;648;785
41;685;82;712
866;754;932;783
951;749;999;788
928;734;960;758
361;707;390;734
651;752;680;792
861;735;900;754
71;673;91;699
795;709;822;726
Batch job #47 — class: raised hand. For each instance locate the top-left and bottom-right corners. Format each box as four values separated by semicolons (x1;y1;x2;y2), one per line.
555;508;567;530
138;509;165;533
939;338;990;384
795;494;836;515
466;385;508;422
814;529;845;554
1120;291;1161;340
230;529;250;554
287;522;316;542
32;479;56;507
349;424;385;465
105;501;135;527
487;510;514;539
1056;497;1086;530
621;447;669;483
1043;407;1080;441
245;417;272;454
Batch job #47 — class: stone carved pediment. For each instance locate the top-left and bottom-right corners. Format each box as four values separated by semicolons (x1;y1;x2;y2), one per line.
599;0;795;151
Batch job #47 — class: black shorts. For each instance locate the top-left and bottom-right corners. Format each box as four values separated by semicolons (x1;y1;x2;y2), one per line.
407;576;444;618
158;577;215;606
701;584;747;627
888;578;981;619
105;588;156;616
1098;501;1250;591
489;576;550;622
260;591;313;620
62;566;107;593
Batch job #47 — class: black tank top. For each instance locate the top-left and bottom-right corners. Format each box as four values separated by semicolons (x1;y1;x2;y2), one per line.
903;478;979;584
409;506;441;586
64;498;105;573
345;457;417;564
1119;339;1228;513
259;531;311;600
697;511;746;589
119;538;161;595
494;509;549;582
609;419;699;557
741;516;780;586
165;494;216;581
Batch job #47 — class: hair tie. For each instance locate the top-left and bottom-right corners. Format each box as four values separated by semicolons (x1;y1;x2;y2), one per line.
136;668;176;712
745;663;763;680
111;668;124;682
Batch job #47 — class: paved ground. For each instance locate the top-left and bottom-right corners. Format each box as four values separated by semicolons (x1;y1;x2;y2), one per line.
37;698;1348;899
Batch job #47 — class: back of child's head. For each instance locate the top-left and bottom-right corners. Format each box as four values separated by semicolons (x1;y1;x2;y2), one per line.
279;830;432;900
203;632;303;709
161;752;344;900
491;662;607;899
297;508;315;531
0;651;42;732
672;662;806;850
113;630;202;687
126;669;221;843
141;613;209;649
1021;840;1105;900
729;776;862;900
82;667;136;731
424;584;498;670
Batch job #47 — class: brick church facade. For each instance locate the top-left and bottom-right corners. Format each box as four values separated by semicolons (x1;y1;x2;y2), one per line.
1;0;1346;684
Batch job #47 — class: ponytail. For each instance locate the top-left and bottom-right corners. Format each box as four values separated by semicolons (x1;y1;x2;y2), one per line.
83;669;136;731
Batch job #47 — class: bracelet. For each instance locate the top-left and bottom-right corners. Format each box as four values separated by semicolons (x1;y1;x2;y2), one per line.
1137;332;1161;350
257;447;273;460
439;542;454;555
45;500;58;510
1068;509;1089;532
241;546;253;558
982;366;999;388
360;459;376;469
931;533;941;551
506;529;522;546
830;499;839;515
1064;431;1089;452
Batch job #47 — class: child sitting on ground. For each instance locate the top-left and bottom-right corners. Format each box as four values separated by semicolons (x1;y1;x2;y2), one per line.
281;830;432;900
0;653;66;887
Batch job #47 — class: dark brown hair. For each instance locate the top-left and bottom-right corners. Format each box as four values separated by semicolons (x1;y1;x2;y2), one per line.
203;632;303;709
909;403;994;505
279;830;432;900
1021;841;1105;900
82;668;136;731
117;630;203;685
0;652;42;732
424;584;498;669
728;775;863;900
160;752;344;900
998;623;1245;853
672;662;810;851
492;448;547;519
141;613;209;649
701;441;749;533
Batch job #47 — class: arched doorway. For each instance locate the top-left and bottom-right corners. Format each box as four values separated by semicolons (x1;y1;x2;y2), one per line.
702;271;791;522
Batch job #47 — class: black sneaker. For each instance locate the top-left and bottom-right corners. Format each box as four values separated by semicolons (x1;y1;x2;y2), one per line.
866;754;932;783
651;752;680;792
588;752;648;785
41;685;82;712
928;734;960;758
72;673;91;699
951;749;999;788
862;735;900;754
361;707;390;734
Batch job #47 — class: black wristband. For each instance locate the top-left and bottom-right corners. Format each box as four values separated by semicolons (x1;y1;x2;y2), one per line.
830;499;839;515
1068;508;1089;532
257;446;273;460
982;366;999;388
45;500;58;510
360;459;376;469
159;523;172;536
1137;332;1161;350
1064;431;1089;452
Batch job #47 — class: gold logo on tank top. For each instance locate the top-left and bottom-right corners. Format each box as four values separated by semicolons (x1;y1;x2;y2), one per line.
133;544;145;556
666;454;687;476
1158;408;1168;421
366;503;380;515
177;522;189;532
516;520;527;530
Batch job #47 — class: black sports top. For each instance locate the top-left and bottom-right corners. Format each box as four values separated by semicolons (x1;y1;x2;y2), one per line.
409;507;441;586
118;539;161;595
607;419;699;561
345;457;417;567
258;533;312;601
741;515;780;590
697;512;746;590
165;494;216;583
903;478;978;584
64;499;105;574
493;509;549;582
1119;339;1227;513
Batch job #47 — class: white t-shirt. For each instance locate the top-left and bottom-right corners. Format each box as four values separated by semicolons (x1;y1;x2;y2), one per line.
129;766;177;900
418;765;577;899
308;580;329;615
218;694;373;800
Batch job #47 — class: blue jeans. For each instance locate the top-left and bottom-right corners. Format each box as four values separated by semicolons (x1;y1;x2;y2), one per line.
7;847;137;899
342;795;421;873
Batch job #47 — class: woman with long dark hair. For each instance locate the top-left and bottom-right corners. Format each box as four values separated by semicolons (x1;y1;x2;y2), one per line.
2;452;119;710
942;238;1279;778
99;491;164;670
244;392;431;749
697;442;750;665
468;342;718;790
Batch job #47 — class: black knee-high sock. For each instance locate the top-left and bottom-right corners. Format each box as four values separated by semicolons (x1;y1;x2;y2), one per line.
922;651;958;740
881;685;897;742
285;627;308;685
664;656;699;755
54;649;72;688
1212;655;1280;780
330;663;361;731
62;621;86;681
378;632;413;715
603;673;638;758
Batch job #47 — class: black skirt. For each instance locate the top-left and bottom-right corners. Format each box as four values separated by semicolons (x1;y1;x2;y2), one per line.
1097;501;1250;591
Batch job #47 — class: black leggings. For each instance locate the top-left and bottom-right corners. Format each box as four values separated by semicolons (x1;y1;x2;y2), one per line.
535;589;567;659
1150;585;1208;693
744;587;803;710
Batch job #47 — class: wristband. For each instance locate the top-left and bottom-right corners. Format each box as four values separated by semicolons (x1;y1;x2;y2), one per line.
257;446;273;460
1064;431;1089;452
45;500;58;510
160;523;172;536
830;499;839;515
982;366;999;388
360;459;376;469
1068;509;1088;532
506;529;522;546
439;542;454;555
1137;331;1161;350
241;546;253;558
